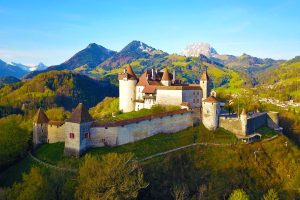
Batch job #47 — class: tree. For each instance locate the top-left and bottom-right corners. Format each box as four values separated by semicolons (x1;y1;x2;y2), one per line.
171;184;188;200
76;153;148;200
5;168;49;200
229;189;249;200
262;189;279;200
0;115;30;169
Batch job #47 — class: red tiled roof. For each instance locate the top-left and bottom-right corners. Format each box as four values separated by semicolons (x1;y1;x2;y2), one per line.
34;108;49;124
136;71;150;86
48;120;65;126
162;68;171;81
142;85;157;93
157;85;201;90
92;109;191;128
118;65;138;80
66;103;94;123
126;65;137;80
203;96;219;103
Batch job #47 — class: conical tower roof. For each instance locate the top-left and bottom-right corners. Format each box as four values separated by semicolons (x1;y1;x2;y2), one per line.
161;68;171;81
126;65;138;80
66;103;94;123
203;96;219;103
200;69;210;81
34;108;49;124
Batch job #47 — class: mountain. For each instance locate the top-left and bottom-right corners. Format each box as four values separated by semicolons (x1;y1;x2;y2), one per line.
98;40;167;69
0;76;20;88
0;70;118;111
11;62;48;71
255;56;300;101
0;59;29;78
48;43;116;71
31;62;48;71
23;43;116;79
213;53;282;73
181;43;218;57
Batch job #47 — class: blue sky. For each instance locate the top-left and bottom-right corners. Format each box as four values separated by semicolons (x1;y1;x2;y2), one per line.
0;0;299;65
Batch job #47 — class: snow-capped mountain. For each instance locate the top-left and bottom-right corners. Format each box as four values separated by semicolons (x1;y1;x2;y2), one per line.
181;43;218;57
11;62;48;71
31;62;48;71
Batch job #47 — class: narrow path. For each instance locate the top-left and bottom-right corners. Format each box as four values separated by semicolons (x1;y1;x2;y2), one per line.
28;152;78;173
29;135;279;171
139;142;233;162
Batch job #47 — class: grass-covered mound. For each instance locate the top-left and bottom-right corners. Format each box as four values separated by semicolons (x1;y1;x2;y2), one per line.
1;123;299;199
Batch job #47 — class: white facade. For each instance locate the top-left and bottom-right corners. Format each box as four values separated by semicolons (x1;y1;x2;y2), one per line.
119;79;137;113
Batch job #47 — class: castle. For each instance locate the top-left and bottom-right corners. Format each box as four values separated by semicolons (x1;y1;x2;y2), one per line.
33;65;281;156
118;65;210;112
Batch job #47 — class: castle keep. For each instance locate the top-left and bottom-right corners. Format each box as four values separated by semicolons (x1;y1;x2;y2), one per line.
118;65;210;112
33;65;281;156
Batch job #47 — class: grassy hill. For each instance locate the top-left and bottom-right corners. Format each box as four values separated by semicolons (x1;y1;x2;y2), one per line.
255;58;300;101
0;70;118;113
1;124;300;199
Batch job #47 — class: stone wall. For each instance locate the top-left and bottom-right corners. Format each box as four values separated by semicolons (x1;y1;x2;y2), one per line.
219;117;243;136
33;123;48;147
156;89;182;106
48;124;65;143
90;110;193;147
182;90;202;108
246;113;267;134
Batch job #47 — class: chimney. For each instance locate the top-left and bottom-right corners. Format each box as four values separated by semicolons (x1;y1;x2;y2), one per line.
152;68;156;80
173;69;176;82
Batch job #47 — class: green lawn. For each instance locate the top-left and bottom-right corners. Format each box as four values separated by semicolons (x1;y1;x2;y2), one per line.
257;126;278;139
99;105;180;122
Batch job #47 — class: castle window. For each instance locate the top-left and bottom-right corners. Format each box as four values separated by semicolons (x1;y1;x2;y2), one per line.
193;99;195;103
197;99;199;103
69;133;75;139
101;138;105;142
85;132;90;139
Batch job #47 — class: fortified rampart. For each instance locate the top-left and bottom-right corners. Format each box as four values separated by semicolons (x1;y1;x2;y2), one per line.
90;109;194;147
219;112;280;137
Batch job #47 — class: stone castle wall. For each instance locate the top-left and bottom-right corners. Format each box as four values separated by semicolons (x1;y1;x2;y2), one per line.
89;110;194;147
48;123;65;143
219;117;243;136
246;113;267;134
156;89;182;106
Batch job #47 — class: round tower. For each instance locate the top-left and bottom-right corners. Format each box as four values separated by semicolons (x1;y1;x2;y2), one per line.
118;65;138;113
202;96;220;131
240;108;248;136
200;69;210;100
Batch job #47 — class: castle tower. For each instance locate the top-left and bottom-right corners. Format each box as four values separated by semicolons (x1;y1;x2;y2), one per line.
64;103;94;157
118;65;138;113
161;68;172;86
202;96;220;131
200;69;210;100
33;108;49;148
240;108;248;136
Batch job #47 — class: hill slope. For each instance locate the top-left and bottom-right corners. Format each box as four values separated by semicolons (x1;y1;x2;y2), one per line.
98;40;167;70
255;57;300;101
0;70;118;111
23;43;116;79
0;59;29;78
